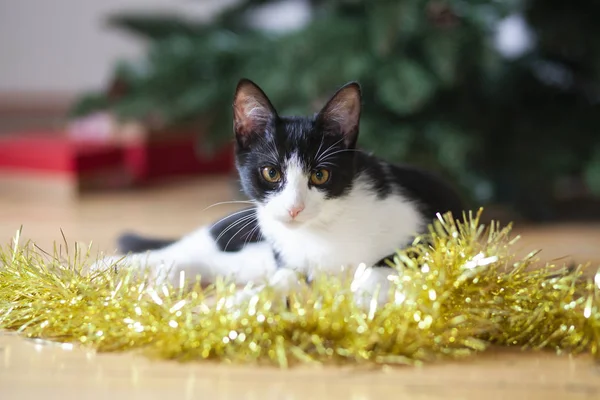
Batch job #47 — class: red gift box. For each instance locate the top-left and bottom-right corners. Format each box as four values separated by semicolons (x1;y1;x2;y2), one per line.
0;133;123;174
124;133;234;183
0;131;235;198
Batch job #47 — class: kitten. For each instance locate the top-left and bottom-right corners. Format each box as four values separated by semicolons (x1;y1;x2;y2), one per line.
93;79;465;306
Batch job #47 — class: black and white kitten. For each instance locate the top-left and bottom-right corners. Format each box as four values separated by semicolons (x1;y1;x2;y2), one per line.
94;79;465;306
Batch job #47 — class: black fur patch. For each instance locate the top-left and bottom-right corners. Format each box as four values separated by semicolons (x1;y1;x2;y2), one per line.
208;208;262;252
117;233;176;254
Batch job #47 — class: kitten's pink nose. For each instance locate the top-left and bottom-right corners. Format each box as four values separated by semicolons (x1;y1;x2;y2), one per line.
288;204;305;219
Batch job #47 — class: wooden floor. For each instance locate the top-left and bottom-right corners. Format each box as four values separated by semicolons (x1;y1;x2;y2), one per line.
1;175;600;400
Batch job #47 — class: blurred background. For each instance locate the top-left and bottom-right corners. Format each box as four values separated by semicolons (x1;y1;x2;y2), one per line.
1;0;599;258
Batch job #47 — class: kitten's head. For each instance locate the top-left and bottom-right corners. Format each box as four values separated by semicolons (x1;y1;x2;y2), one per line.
232;79;361;226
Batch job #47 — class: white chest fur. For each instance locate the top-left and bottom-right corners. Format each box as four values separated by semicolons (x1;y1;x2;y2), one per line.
257;177;424;276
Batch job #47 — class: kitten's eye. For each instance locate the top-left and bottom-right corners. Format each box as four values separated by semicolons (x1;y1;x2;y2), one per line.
310;169;330;185
261;167;282;183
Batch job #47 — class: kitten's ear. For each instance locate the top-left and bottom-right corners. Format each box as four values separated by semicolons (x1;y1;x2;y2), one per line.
233;79;277;147
316;82;361;148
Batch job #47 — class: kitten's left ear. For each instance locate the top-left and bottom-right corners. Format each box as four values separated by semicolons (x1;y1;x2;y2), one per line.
316;82;362;148
233;79;278;148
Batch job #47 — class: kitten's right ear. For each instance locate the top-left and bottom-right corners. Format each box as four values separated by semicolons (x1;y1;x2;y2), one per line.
316;82;361;148
233;79;277;147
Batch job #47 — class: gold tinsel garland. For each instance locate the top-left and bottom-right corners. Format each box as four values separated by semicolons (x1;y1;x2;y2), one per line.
0;210;598;367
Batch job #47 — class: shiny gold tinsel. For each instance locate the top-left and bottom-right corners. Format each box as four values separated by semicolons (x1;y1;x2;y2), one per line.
1;210;599;366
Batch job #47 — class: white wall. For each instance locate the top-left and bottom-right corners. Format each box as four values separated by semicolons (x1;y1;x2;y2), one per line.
0;0;233;94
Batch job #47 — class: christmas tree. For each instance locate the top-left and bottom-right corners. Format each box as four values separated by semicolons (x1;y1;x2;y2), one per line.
72;0;600;221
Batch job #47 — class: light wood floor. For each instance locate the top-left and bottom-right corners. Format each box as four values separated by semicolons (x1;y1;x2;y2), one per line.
1;175;600;400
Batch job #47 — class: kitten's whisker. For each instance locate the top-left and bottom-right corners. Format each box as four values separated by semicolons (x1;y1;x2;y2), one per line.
242;221;256;238
214;213;256;243
319;148;359;163
242;224;261;247
215;216;255;244
263;140;280;166
317;161;339;169
251;223;264;242
270;144;280;162
242;227;254;247
203;200;255;212
224;217;258;251
210;208;257;230
319;138;344;158
214;213;254;242
323;148;359;157
316;139;344;163
314;135;326;163
315;137;346;163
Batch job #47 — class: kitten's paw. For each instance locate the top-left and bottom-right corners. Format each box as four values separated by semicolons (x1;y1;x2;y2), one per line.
87;254;174;285
221;269;301;309
350;264;396;311
210;284;270;311
229;285;265;307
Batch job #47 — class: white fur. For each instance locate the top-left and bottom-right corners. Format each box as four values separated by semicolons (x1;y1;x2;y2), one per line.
92;157;423;309
259;156;424;278
91;227;277;286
